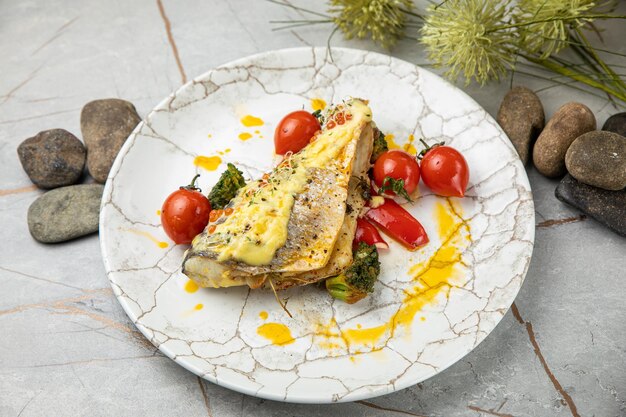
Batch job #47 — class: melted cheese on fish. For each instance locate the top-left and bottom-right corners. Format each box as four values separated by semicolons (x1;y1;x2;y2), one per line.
201;99;372;266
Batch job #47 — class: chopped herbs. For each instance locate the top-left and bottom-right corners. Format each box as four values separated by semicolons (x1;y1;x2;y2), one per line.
379;176;412;202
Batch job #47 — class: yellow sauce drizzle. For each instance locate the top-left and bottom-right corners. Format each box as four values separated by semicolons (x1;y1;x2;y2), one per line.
238;132;253;141
254;130;260;134
404;134;417;155
309;199;470;351
194;303;204;310
385;134;398;148
386;133;417;155
257;323;295;345
207;134;213;138
225;148;231;153
259;311;268;320
311;98;327;111
125;229;168;248
156;209;161;216
342;325;387;348
194;155;222;171
184;280;199;293
241;115;264;127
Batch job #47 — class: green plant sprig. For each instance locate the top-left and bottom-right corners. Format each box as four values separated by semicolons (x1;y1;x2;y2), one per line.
268;0;423;49
419;0;626;104
268;0;626;105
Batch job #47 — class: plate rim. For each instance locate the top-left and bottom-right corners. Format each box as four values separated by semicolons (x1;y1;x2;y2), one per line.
100;46;535;404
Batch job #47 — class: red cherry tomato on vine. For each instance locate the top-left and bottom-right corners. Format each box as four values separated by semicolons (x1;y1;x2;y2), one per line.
372;150;420;199
419;142;469;197
161;175;211;244
274;110;321;155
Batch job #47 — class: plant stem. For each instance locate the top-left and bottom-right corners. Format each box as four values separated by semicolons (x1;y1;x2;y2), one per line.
537;35;626;58
521;54;626;103
514;69;620;104
269;19;332;24
265;0;330;19
573;27;626;95
490;14;626;32
399;8;425;21
272;21;332;31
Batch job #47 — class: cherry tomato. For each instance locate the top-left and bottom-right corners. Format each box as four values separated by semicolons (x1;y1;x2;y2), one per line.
161;175;211;244
419;143;469;197
372;150;420;199
354;218;388;250
274;110;321;155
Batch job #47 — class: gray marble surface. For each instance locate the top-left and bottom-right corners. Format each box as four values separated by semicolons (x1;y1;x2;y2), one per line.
1;1;624;416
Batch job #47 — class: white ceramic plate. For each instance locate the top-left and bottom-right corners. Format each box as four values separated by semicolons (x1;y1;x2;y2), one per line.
100;47;534;403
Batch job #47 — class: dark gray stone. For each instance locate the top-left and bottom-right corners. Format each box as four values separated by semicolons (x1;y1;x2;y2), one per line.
555;175;626;237
497;86;545;165
27;184;104;243
17;129;86;189
533;102;596;178
565;131;626;191
81;98;141;183
602;112;626;137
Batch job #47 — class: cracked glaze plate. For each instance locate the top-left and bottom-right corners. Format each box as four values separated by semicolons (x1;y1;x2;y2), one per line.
100;47;534;403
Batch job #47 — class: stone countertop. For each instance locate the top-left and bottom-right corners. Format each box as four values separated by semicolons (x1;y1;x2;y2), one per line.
1;1;624;416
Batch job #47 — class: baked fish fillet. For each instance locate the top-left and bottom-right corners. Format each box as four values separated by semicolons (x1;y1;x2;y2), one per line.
182;99;374;288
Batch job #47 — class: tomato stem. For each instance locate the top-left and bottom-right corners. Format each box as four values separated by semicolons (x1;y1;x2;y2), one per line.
417;138;445;160
181;174;202;192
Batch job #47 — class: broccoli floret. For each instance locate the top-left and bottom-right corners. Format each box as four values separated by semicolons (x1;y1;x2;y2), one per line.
325;242;381;304
207;163;246;209
371;128;388;163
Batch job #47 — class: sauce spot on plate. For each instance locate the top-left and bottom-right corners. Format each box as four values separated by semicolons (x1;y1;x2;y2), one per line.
257;322;295;345
194;155;222;171
184;280;199;293
241;115;264;127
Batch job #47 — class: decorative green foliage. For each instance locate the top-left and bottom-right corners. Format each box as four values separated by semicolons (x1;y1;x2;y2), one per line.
270;0;626;104
516;0;597;58
329;0;414;48
420;0;516;85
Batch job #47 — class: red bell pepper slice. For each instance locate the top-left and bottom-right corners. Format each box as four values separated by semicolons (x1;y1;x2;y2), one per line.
354;218;389;250
365;199;429;250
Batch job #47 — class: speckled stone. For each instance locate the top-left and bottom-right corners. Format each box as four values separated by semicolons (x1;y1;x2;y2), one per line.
565;131;626;190
497;86;545;165
81;99;141;183
602;112;626;137
533;102;596;178
27;184;104;243
555;175;626;237
17;129;86;189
